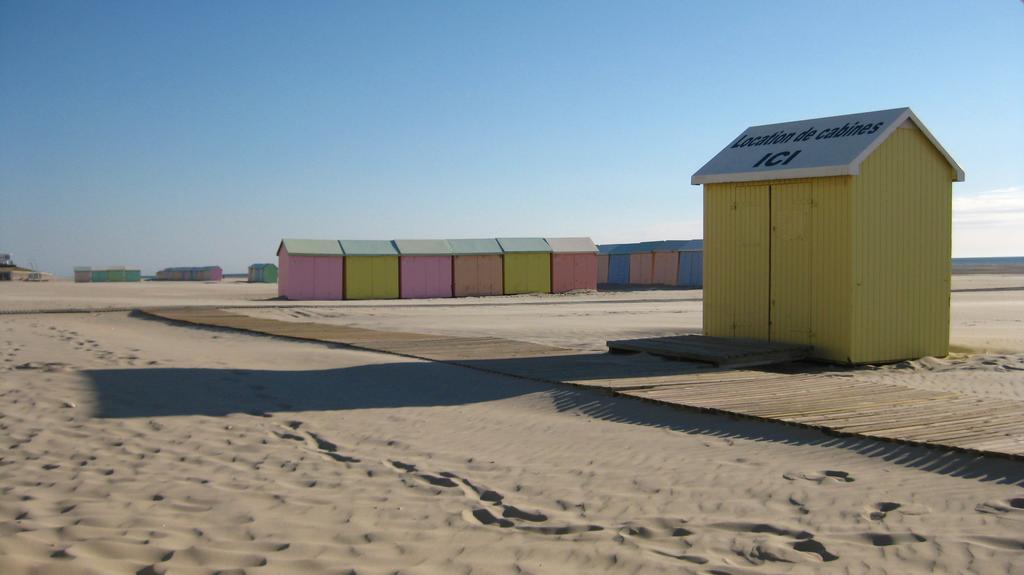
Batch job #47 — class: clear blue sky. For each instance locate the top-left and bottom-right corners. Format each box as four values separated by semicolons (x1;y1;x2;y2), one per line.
2;1;1022;274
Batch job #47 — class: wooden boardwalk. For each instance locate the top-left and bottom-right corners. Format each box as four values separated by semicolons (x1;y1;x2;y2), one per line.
138;307;1024;458
141;307;569;361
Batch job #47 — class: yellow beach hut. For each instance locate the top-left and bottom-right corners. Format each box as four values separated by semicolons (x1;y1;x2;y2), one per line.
498;238;552;295
692;107;963;364
340;240;399;300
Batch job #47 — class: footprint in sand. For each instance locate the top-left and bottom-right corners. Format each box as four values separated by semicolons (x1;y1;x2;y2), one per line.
273;424;361;463
389;460;460;489
975;497;1024;515
840;531;927;547
417;473;459;488
388;461;596;536
711;521;839;562
788;494;810;515
616;520;701;564
866;501;902;521
389;460;417;473
783;470;855;484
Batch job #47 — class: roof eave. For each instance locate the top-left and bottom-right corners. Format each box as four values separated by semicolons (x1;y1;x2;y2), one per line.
692;165;854;185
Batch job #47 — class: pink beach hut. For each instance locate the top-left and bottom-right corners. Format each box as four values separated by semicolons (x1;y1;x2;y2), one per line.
276;239;344;300
546;237;599;293
394;239;453;299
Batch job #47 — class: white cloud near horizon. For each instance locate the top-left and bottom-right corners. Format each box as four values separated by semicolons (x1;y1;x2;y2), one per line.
953;186;1024;257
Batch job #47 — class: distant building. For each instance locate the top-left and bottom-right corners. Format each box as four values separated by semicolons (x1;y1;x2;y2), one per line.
155;266;223;281
1;253;39;281
74;266;142;282
247;263;278;283
597;240;704;287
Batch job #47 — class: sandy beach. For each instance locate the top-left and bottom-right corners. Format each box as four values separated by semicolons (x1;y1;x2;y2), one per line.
1;277;1023;574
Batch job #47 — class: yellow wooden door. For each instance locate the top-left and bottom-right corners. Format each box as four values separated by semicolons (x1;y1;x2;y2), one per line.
526;253;551;293
371;256;399;299
770;182;813;344
345;257;372;300
503;254;523;294
733;185;770;339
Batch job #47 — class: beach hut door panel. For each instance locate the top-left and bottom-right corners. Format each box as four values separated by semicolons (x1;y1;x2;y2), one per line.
769;182;814;345
729;185;771;339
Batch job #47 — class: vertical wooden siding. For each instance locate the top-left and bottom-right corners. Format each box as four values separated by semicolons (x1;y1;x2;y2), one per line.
770;182;814;345
596;254;609;284
851;125;952;362
572;253;597;291
770;177;853;362
346;256;399;300
705;177;851;359
703;183;771;340
628;253;654;284
503;253;551;294
550;253;597;293
703;183;729;336
607;254;630;284
677;251;703;287
282;255;343;300
453;255;503;297
651;252;679;286
400;256;453;299
278;251;290;297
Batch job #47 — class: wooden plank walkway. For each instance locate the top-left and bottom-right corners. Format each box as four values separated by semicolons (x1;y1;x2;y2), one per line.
137;307;1024;458
607;335;812;368
141;307;570;361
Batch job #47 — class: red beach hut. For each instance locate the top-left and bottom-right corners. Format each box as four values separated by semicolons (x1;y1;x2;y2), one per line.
546;237;598;293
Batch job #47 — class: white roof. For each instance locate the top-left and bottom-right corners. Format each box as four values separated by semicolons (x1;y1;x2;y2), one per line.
545;237;598;253
691;108;964;185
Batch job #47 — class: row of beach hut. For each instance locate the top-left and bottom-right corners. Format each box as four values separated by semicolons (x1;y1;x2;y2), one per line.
597;240;704;288
154;266;223;281
277;237;598;300
73;266;141;282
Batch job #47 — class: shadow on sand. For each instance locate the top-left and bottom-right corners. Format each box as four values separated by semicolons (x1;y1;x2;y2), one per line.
83;359;1024;486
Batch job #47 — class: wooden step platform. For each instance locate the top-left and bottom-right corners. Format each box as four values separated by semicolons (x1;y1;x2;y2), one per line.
606;335;812;368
